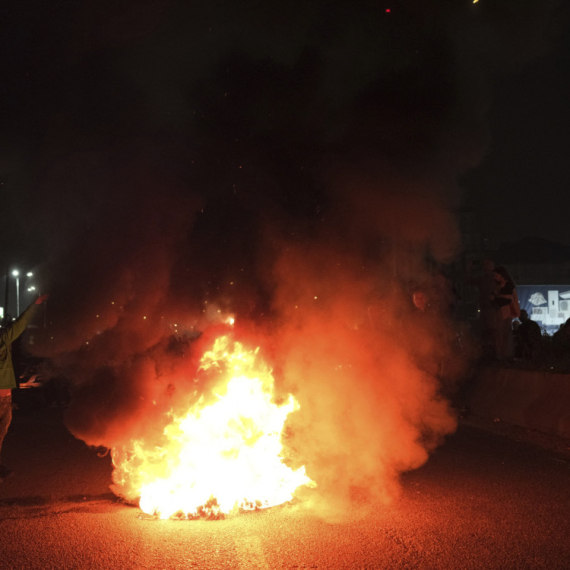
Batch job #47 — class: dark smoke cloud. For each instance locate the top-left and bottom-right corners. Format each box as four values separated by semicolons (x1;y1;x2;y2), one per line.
1;0;564;517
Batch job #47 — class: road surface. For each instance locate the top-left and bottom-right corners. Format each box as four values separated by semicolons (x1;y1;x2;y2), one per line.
0;402;569;569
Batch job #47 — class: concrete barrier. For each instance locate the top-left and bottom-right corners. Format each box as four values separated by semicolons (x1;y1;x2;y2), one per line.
466;367;570;439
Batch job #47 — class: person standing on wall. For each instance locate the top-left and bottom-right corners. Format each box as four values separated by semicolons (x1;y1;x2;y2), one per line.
466;259;498;360
491;267;519;361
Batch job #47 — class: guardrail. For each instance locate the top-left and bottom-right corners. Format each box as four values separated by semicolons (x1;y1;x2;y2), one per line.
465;367;570;439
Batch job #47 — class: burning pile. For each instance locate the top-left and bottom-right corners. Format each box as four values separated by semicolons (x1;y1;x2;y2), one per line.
110;334;314;519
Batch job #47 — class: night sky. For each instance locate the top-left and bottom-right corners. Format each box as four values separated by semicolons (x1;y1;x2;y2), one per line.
461;2;570;247
0;0;568;280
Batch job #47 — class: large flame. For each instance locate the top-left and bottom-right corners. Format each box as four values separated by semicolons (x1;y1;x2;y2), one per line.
111;335;314;519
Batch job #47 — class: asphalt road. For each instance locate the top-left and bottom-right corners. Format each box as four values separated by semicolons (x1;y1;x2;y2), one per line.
0;400;569;570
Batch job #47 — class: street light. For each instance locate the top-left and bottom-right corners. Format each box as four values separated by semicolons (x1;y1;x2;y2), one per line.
12;270;19;317
11;270;34;317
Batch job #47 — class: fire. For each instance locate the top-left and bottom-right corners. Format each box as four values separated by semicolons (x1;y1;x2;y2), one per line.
111;335;314;519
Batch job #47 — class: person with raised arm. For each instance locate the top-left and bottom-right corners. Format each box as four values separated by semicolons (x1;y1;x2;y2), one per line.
0;294;49;481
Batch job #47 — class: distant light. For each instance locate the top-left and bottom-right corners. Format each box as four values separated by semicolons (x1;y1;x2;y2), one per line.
473;0;479;3
12;270;19;277
26;272;33;277
386;8;391;12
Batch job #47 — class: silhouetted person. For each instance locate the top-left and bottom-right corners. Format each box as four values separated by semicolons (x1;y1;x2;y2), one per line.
405;287;446;378
552;318;570;359
515;310;542;360
490;266;519;361
0;294;49;481
466;259;497;359
431;267;460;319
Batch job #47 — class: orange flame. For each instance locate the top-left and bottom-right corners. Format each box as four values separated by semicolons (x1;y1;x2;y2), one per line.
111;335;314;519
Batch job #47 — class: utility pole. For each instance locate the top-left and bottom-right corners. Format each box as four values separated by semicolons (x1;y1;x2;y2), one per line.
13;270;20;316
3;266;8;323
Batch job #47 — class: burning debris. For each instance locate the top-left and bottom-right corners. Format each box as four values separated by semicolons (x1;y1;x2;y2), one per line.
110;334;314;520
